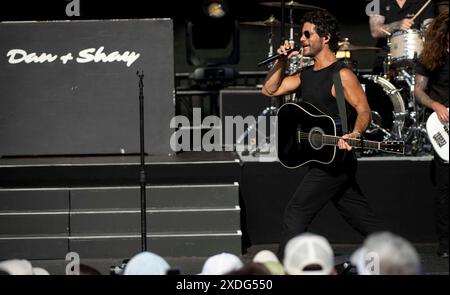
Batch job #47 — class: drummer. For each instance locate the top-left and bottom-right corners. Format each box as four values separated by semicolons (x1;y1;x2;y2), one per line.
368;0;435;74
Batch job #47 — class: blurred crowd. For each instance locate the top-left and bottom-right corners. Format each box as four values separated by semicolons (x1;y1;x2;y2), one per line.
0;231;423;275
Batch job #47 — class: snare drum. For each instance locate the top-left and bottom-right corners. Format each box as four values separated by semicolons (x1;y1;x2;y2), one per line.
390;29;424;67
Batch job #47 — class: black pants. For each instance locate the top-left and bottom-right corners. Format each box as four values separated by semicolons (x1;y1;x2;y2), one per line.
433;156;449;252
277;156;384;258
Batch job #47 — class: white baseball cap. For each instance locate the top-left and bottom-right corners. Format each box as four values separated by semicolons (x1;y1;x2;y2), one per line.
123;252;170;275
199;253;243;275
283;233;334;275
0;259;49;275
253;250;280;264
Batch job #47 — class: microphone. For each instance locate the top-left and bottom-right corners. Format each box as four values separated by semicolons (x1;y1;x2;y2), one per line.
257;44;300;66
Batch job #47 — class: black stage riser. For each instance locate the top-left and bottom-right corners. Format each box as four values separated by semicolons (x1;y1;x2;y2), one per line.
242;159;438;244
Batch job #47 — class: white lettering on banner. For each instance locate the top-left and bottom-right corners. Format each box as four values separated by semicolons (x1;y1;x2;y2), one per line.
7;49;58;64
6;47;141;67
77;46;140;67
60;53;74;64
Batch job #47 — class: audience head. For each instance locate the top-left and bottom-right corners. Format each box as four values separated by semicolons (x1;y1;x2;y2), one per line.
226;262;272;275
0;259;49;275
253;250;286;275
283;233;335;275
199;252;243;275
123;251;170;275
351;231;421;275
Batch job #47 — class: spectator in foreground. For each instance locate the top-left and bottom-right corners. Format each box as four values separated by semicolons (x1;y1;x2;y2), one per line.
283;233;336;275
350;231;421;275
123;251;170;275
253;250;286;275
199;252;243;275
0;259;49;275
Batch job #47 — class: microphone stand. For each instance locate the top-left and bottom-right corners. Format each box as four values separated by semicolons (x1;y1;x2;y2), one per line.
281;0;285;40
137;70;147;252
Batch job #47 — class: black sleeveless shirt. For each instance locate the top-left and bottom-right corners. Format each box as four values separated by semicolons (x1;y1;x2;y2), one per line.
297;61;346;118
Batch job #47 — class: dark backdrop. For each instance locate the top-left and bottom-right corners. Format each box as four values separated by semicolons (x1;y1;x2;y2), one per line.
2;0;446;74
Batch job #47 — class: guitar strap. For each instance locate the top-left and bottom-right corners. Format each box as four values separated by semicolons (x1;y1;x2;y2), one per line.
333;65;366;152
332;65;348;135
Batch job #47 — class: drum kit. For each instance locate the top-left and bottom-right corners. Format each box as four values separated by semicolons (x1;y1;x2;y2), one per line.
239;1;432;156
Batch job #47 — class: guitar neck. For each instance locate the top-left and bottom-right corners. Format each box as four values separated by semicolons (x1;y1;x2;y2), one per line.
322;135;380;150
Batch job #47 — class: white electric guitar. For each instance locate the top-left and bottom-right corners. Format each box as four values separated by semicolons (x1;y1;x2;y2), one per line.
426;109;449;162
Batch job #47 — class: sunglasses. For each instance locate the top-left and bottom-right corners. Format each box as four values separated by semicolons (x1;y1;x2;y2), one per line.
301;31;314;39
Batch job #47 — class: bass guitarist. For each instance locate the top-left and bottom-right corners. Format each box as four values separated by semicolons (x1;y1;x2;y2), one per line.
262;9;385;259
414;11;449;258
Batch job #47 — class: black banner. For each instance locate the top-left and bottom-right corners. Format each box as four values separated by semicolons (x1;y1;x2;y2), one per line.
0;19;174;156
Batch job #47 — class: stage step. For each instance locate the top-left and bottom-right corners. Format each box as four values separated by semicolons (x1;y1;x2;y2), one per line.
0;232;242;260
0;183;242;259
0;152;241;187
0;184;239;211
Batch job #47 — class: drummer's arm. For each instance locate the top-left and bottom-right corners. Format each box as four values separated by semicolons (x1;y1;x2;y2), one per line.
262;61;301;97
370;15;413;38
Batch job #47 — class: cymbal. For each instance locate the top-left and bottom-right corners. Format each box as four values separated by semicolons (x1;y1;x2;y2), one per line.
241;17;301;27
241;16;281;27
338;42;382;51
260;1;324;10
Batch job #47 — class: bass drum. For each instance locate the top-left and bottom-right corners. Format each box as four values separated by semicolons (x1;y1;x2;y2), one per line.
358;75;406;141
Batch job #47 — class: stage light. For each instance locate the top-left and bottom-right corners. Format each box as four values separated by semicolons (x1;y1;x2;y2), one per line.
186;0;239;67
203;0;227;18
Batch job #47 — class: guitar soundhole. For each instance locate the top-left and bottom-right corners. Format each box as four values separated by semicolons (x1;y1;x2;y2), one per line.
309;127;325;150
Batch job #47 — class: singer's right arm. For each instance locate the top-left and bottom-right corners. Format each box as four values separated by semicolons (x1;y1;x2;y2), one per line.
262;60;301;97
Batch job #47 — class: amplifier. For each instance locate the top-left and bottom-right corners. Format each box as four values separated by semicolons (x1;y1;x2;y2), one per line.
219;88;275;151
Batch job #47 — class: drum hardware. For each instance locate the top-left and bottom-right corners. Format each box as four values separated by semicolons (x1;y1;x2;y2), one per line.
401;110;432;155
337;38;382;53
382;53;393;79
241;15;281;69
260;1;324;10
366;111;392;138
392;112;409;140
337;43;382;52
397;69;416;110
240;16;282;27
337;39;382;72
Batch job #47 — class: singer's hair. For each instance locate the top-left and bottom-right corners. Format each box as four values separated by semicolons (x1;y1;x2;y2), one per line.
420;11;449;71
300;10;341;53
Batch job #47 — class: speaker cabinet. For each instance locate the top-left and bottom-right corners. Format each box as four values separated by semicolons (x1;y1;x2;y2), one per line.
219;88;274;149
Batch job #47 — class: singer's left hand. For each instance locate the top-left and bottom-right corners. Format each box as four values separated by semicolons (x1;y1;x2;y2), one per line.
338;132;360;151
